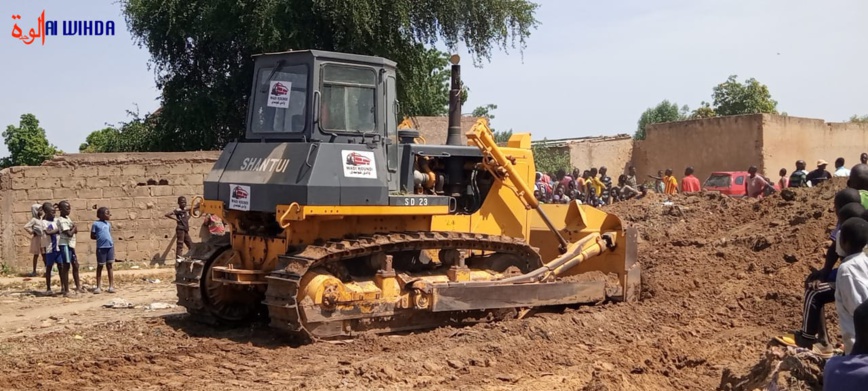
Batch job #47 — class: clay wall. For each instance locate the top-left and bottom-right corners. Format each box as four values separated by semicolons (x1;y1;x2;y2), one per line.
760;115;868;177
0;152;220;270
631;115;767;183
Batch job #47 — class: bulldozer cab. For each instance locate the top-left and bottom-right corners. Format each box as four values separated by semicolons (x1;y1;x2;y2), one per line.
246;50;400;189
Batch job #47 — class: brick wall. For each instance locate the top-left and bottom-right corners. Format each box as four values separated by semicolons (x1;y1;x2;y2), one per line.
0;152;220;270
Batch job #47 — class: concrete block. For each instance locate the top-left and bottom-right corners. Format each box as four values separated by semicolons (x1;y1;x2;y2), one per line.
132;187;152;197
121;165;146;177
86;177;111;189
102;186;131;198
53;187;77;200
109;176;138;188
48;167;74;178
13;212;31;224
173;185;200;197
145;165;171;177
77;188;103;199
97;166;122;177
74;167;99;178
27;188;54;201
11;190;29;201
60;177;87;189
10;177;37;190
13;200;38;213
166;163;193;175
176;174;205;186
22;167;50;178
150;186;174;197
109;198;132;210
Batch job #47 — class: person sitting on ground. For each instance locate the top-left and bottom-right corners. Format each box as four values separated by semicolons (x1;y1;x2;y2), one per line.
775;191;865;354
778;168;789;189
612;174;629;202
619;166;639;200
552;184;570;204
835;216;868;354
23;204;45;277
807;160;833;187
789;160;810;188
824;300;868;390
836;157;852;177
635;184;649;200
745;166;773;198
681;167;701;193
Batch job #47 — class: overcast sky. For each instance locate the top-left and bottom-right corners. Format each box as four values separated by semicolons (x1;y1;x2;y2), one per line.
1;0;866;156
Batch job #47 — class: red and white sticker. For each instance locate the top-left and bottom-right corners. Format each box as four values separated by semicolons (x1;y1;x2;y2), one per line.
341;150;377;179
229;184;251;211
267;81;291;108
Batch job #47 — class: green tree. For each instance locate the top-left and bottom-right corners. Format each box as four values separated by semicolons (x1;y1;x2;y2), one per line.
634;100;686;140
531;139;570;175
473;104;498;120
493;129;512;146
1;114;58;168
849;114;868;123
711;75;778;116
79;108;158;153
122;0;539;151
689;101;716;119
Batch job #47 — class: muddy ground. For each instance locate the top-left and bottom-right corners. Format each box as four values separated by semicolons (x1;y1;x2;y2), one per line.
0;181;847;390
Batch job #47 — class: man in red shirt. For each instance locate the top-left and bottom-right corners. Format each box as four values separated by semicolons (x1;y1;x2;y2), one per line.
681;167;701;193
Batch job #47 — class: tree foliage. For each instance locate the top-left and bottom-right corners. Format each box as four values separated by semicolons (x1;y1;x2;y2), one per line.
711;75;778;116
690;101;716;119
493;129;513;146
121;0;539;151
531;140;570;175
79;108;158;153
634;100;687;140
849;114;868;123
473;104;498;120
1;114;58;168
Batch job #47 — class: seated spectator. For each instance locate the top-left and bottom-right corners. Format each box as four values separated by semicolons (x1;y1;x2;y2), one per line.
835;217;868;354
620;166;640;200
808;160;833;187
634;184;649;200
836;157;852;177
825;300;868;390
552;184;570;204
775;190;864;354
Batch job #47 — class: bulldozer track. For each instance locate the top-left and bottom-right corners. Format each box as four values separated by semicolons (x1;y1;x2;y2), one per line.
264;231;542;342
175;258;219;325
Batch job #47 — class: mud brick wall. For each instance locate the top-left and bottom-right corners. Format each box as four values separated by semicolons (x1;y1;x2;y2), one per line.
0;152;220;270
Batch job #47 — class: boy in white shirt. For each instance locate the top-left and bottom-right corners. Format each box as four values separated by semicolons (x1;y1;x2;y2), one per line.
835;217;868;354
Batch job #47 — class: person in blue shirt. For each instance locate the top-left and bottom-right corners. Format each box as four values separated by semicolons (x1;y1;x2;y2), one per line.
90;207;115;294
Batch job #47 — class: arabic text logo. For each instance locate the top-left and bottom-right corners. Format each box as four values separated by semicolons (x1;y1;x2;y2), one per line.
10;10;116;46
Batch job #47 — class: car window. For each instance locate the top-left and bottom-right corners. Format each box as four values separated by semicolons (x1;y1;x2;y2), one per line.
734;175;745;185
704;174;731;188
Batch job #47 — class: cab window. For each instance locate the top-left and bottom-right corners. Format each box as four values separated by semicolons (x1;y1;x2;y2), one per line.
320;65;377;133
251;64;308;133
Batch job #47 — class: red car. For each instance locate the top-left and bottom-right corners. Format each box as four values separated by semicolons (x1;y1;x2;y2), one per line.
346;152;371;166
703;171;780;197
233;186;249;199
271;82;289;96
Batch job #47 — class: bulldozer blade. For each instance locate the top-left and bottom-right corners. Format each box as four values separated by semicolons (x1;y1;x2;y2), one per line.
429;281;606;313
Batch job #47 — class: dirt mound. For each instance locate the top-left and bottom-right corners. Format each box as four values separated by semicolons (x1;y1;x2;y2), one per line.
718;346;825;391
0;179;851;390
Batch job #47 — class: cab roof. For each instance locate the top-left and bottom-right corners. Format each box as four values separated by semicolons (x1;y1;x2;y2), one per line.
252;49;397;68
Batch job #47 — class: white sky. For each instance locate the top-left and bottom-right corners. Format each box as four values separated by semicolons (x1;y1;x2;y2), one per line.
1;0;866;156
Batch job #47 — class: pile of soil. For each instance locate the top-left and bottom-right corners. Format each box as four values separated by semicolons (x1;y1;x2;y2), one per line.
0;179;849;390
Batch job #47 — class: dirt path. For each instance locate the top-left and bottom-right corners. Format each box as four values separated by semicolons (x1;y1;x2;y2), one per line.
0;183;846;390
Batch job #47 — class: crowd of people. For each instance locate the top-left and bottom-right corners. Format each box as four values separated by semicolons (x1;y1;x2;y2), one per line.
21;195;226;298
534;153;868;207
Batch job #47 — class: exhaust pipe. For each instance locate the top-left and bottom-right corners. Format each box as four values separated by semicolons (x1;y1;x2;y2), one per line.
446;54;462;146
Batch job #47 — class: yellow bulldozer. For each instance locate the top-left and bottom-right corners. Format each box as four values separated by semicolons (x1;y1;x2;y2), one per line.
176;50;640;341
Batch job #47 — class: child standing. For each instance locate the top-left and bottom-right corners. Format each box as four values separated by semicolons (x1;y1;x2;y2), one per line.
165;196;192;262
91;207;115;294
23;204;45;277
56;201;83;294
41;202;62;296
